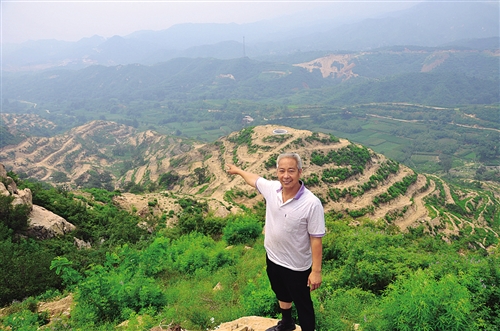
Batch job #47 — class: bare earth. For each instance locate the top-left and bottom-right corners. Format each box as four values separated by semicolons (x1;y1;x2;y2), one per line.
114;125;443;236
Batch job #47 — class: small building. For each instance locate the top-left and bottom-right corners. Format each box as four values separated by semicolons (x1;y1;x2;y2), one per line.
242;116;254;124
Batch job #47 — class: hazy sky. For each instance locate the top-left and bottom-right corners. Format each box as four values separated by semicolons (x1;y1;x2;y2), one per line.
2;0;420;45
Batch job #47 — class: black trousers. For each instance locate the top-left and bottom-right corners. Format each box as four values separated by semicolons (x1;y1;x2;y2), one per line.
266;255;315;331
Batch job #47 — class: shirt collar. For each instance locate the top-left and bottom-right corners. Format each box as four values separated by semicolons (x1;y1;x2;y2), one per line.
276;180;305;200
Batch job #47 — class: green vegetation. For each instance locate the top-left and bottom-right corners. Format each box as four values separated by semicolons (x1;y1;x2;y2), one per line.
264;153;279;169
311;144;371;167
262;134;291;144
373;174;418;206
304;103;500;177
2;49;497;180
308;144;373;185
305;132;340;144
0;195;30;232
0;126;23;148
0;173;499;330
222;214;262;245
158;171;180;190
0;47;499;330
228;126;260;154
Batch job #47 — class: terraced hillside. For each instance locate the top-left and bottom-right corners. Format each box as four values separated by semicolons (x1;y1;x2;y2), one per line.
0;121;498;247
0;120;190;187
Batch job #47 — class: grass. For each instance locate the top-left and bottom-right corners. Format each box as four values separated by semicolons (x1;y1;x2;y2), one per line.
411;154;438;164
372;141;400;153
363;138;386;146
361;121;398;132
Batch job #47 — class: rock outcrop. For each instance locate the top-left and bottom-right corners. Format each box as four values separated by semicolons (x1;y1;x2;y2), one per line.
215;316;302;331
26;205;76;239
0;163;75;239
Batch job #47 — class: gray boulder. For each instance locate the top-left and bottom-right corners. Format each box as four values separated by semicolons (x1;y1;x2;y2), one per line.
0;163;76;239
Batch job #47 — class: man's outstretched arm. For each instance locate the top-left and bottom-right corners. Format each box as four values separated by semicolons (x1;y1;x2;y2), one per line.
226;164;260;188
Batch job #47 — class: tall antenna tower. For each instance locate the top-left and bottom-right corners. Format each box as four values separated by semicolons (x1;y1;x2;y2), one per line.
243;36;246;58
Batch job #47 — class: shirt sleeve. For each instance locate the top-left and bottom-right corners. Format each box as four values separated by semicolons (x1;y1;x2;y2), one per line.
255;177;275;198
308;200;326;237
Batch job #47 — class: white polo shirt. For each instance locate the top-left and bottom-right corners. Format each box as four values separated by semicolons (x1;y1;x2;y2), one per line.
256;177;325;271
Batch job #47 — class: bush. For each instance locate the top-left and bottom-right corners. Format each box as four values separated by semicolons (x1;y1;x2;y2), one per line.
373;269;474;331
316;287;376;331
241;267;278;317
0;239;61;306
0;195;30;232
158;171;180;189
70;249;167;326
169;232;234;274
223;214;262;245
2;308;49;331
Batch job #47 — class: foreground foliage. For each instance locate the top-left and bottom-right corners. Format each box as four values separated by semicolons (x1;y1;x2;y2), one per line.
0;178;499;331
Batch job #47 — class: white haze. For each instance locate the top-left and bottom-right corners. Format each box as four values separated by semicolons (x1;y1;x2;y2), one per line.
1;0;419;45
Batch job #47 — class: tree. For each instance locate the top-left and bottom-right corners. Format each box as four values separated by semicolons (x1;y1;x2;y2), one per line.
439;153;453;173
194;167;209;185
0;195;30;232
158;171;180;189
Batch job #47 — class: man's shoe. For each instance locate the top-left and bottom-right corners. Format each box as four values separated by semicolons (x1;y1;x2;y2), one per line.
265;320;296;331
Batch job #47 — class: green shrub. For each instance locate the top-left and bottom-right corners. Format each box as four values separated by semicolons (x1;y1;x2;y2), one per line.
202;214;227;238
84;187;121;204
324;226;424;293
67;245;168;326
375;269;474;331
264;153;279;169
0;239;61;306
241;267;278;317
316;287;376;331
169;232;234;274
158;171;180;189
223;214;262;245
2;308;48;331
0;195;30;232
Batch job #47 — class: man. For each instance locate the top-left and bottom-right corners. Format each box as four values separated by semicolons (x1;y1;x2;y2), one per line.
227;153;325;331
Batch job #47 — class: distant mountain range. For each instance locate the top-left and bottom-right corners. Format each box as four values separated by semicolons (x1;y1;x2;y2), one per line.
2;1;498;72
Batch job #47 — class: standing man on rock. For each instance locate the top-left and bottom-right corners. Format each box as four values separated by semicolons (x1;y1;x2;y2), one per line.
227;153;325;331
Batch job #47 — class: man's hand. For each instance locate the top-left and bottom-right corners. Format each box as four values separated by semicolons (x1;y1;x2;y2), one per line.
308;270;322;291
309;236;322;291
226;164;259;188
226;163;241;175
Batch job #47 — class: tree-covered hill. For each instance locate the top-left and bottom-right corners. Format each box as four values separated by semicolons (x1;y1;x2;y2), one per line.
324;72;498;106
3;48;498;105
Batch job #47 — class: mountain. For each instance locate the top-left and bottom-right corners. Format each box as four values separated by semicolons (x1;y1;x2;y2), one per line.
0;120;188;189
1;121;498;247
292;1;500;52
2;1;498;72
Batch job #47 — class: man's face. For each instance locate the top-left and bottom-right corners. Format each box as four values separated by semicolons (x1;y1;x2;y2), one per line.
277;157;302;191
